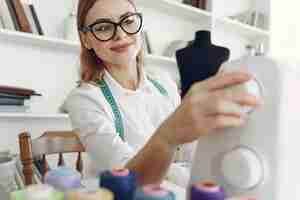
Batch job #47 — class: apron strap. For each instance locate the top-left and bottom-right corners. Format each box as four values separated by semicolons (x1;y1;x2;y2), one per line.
147;76;169;97
97;79;125;140
97;76;169;141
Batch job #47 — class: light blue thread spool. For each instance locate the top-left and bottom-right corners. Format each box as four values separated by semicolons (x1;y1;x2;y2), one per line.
134;184;175;200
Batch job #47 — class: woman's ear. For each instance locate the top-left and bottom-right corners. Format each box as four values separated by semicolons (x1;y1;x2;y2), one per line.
80;32;92;50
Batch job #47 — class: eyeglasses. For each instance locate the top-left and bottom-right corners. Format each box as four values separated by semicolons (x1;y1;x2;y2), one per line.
80;12;143;42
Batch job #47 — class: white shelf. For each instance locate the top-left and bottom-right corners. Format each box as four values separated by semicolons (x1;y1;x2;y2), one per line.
0;29;80;52
136;0;211;21
215;17;270;40
0;112;69;119
0;28;178;68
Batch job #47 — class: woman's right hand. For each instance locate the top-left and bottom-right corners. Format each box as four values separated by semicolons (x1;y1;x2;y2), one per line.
158;70;263;147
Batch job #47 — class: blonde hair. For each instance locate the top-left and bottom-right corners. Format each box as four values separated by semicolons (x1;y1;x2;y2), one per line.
77;0;145;83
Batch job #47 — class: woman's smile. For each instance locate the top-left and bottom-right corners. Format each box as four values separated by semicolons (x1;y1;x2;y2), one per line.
110;42;133;53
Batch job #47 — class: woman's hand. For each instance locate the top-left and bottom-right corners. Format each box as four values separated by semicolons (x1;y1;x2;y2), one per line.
158;70;262;147
126;70;262;185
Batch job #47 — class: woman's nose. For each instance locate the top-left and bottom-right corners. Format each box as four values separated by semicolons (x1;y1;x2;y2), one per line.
114;26;127;40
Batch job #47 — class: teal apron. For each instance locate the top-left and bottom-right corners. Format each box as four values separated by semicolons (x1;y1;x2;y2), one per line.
97;76;169;141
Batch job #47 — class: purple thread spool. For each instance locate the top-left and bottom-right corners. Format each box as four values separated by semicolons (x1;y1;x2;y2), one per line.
44;166;81;191
190;181;225;200
100;168;137;200
134;184;175;200
227;197;256;200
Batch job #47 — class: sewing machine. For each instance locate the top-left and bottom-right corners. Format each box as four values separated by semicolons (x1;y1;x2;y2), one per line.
190;56;300;199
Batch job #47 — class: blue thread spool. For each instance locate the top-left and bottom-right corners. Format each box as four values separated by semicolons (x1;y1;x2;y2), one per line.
190;181;225;200
134;184;175;200
100;169;137;200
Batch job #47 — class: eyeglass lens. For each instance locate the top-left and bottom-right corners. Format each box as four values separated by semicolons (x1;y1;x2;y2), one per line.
92;14;142;41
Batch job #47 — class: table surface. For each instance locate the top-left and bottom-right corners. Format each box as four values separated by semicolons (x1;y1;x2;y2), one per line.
82;178;187;200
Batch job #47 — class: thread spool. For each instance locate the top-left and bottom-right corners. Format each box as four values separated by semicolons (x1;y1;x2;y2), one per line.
134;184;175;200
100;168;137;200
227;197;256;200
44;166;81;191
190;181;225;200
67;188;114;200
23;184;64;200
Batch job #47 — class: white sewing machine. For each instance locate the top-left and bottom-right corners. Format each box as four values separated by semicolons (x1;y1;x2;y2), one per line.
190;56;300;199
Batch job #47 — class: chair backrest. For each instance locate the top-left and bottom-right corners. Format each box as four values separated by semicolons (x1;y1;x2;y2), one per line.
18;131;85;185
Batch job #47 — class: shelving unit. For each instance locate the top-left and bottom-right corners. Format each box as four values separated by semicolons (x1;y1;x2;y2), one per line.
0;28;177;71
0;112;69;119
0;28;79;52
136;0;212;22
0;0;271;114
215;17;270;41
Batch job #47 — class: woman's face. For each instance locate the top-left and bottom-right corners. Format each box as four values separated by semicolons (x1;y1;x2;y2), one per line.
83;0;142;67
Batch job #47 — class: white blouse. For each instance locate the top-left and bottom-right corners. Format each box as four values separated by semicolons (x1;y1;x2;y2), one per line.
60;68;193;186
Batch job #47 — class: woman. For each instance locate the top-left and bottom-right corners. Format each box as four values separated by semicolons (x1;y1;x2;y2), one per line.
61;0;261;185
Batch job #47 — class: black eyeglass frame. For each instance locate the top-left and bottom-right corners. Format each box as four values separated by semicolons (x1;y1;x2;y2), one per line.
79;12;143;42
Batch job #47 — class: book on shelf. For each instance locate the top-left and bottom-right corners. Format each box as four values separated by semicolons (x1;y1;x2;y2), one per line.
191;0;198;7
5;0;20;30
182;0;192;6
0;92;31;99
28;3;43;35
0;105;30;112
183;0;208;10
22;0;43;35
0;97;26;105
11;0;32;33
0;85;41;97
198;0;207;10
0;0;43;34
0;0;16;30
21;1;38;34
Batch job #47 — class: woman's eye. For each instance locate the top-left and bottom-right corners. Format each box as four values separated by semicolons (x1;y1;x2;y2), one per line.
123;18;135;25
95;24;113;32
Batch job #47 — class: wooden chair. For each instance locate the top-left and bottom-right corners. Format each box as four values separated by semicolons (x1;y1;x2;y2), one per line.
18;131;85;185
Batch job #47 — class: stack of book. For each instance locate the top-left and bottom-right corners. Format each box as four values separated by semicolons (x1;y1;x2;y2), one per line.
0;0;43;35
0;85;41;112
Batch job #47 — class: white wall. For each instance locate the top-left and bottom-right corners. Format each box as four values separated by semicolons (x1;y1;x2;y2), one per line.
32;0;74;39
0;37;80;113
270;0;300;62
213;0;253;18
